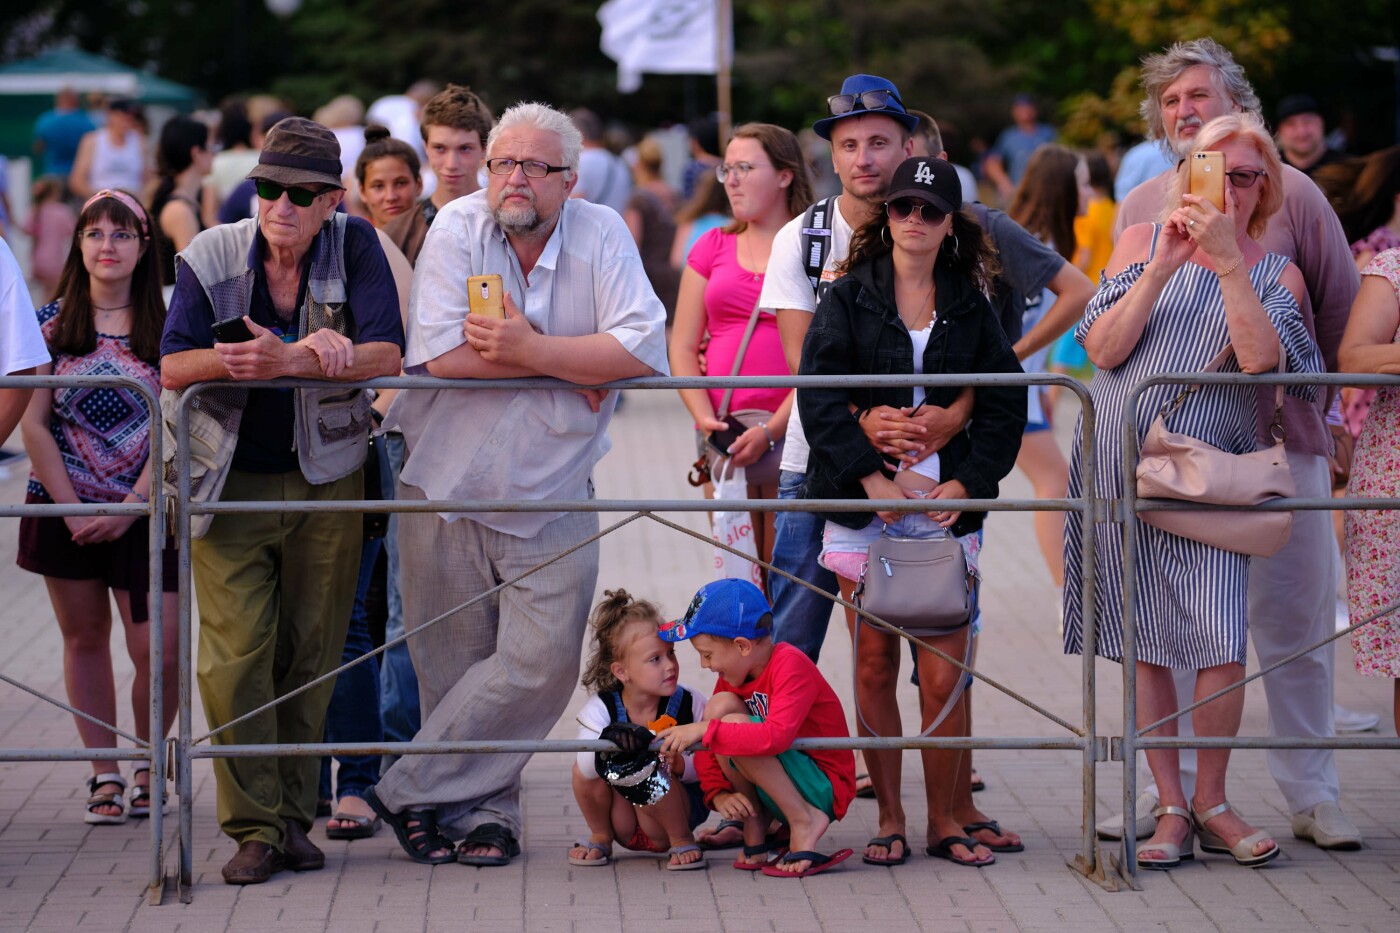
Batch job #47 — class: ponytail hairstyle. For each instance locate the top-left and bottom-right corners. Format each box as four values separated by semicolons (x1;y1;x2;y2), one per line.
150;115;208;222
51;190;164;365
580;589;665;694
355;124;421;187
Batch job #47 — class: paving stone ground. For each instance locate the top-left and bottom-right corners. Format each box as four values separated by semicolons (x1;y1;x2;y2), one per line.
1;387;1396;932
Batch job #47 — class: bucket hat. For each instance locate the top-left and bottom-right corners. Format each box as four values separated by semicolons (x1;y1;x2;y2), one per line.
247;116;345;190
813;74;919;141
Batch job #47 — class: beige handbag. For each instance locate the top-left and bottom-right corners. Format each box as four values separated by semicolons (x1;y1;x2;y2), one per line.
1135;343;1294;558
855;530;978;637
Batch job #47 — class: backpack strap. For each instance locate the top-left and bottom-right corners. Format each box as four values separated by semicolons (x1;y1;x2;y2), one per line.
800;195;837;298
663;687;688;724
603;690;629;724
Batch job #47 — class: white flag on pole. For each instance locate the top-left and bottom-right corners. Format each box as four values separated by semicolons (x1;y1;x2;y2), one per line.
598;0;722;93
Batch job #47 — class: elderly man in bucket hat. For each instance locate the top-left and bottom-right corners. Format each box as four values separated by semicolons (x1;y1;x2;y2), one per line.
160;116;405;885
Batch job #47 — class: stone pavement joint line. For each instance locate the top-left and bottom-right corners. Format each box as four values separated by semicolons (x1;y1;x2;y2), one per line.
1;390;1397;931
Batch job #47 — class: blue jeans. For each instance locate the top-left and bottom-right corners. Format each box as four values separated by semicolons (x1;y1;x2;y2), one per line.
378;432;420;766
769;470;838;663
319;534;384;802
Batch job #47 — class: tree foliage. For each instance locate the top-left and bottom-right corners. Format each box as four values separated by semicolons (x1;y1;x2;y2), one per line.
2;0;1395;152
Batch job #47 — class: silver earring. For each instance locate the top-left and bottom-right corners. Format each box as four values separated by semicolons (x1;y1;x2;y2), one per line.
881;225;890;247
947;232;959;256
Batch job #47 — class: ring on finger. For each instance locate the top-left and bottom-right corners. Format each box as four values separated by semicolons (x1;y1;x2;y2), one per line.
1188;219;1197;227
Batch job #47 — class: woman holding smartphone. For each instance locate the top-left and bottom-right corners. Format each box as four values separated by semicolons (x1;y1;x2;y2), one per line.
1062;113;1324;870
18;189;179;824
668;123;813;589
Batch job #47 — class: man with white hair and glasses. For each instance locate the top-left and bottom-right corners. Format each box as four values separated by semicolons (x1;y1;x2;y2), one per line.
1102;37;1363;852
365;101;668;868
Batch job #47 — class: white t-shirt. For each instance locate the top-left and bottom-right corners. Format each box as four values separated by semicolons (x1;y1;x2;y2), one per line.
1;239;48;375
758;197;854;474
573;686;708;781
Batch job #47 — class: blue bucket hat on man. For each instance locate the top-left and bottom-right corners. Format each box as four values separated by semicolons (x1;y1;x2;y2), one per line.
660;579;773;642
813;74;920;141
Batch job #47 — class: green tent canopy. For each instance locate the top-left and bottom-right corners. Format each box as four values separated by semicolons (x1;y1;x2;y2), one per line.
0;48;204;159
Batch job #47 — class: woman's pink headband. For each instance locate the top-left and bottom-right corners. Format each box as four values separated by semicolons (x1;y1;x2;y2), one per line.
82;189;149;237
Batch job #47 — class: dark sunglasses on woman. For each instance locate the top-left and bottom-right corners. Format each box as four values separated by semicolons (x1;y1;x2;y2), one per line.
886;198;948;225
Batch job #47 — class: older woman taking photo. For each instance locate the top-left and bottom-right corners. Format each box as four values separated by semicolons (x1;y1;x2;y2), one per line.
669;123;813;588
1062;113;1324;871
18;189;178;824
800;158;1025;868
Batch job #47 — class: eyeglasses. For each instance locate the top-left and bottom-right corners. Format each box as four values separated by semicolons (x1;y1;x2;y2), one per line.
715;161;771;183
485;158;570;178
255;180;331;207
79;229;140;245
886;198;948;225
1226;169;1267;189
827;88;902;116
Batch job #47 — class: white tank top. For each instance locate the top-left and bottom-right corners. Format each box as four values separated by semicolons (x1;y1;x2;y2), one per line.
903;321;942;482
90;130;145;193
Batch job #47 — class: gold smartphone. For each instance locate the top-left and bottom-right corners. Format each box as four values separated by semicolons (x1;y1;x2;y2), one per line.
467;274;505;318
1189;151;1226;213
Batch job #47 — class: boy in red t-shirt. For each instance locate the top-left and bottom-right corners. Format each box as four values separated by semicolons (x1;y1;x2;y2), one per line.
657;579;856;878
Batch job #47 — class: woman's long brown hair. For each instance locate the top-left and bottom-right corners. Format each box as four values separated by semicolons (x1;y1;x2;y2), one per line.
50;191;165;365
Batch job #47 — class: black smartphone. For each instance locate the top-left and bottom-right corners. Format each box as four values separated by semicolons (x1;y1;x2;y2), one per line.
705;417;745;458
211;317;256;344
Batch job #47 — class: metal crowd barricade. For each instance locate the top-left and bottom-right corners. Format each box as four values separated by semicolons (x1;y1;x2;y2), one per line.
1116;371;1400;888
0;374;167;904
169;371;1104;901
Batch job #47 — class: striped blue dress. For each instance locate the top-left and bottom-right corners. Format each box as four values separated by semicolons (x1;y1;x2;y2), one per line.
1061;228;1323;668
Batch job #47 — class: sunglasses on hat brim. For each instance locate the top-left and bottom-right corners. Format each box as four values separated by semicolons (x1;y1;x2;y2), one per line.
827;88;903;116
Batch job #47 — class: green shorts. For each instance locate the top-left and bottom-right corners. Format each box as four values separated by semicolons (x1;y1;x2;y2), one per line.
732;715;836;824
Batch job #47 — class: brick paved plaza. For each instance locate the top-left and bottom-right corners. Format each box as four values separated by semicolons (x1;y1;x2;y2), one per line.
2;388;1397;931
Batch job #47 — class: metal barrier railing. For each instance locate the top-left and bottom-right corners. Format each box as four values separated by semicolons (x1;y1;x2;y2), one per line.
0;375;167;905
168;372;1101;901
1116;371;1400;888
7;369;1394;901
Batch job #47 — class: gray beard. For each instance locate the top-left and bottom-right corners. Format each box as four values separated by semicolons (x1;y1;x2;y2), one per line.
492;185;547;237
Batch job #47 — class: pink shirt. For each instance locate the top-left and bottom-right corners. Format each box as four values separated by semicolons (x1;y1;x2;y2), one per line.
687;228;790;415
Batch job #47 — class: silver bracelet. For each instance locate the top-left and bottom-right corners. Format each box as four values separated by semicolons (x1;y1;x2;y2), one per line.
760;422;775;450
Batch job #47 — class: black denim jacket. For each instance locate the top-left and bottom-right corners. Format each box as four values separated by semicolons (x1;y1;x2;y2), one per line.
797;252;1028;534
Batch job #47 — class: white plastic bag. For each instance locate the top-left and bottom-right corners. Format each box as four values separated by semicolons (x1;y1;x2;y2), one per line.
711;461;762;587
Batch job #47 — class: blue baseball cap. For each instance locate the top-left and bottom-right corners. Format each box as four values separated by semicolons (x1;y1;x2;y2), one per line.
813;74;920;141
660;579;773;642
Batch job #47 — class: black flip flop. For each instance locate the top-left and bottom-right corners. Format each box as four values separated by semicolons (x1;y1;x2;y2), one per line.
363;786;455;864
926;835;995;867
862;833;908;866
698;818;746;850
458;822;521;867
963;820;1024;853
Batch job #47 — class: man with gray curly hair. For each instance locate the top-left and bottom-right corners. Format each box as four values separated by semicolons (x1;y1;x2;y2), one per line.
365;100;668;868
1105;38;1363;854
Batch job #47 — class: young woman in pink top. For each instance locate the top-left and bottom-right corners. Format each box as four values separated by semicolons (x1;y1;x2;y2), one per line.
669;123;813;591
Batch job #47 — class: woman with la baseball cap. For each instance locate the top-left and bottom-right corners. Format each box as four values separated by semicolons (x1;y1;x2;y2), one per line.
798;156;1027;867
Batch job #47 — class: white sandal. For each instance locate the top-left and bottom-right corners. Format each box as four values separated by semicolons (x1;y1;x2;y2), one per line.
1193;801;1280;867
1135;805;1195;870
84;772;128;825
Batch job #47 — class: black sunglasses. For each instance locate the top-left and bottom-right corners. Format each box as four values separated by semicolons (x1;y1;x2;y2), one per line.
255;179;331;208
886;198;948;225
827;88;903;116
